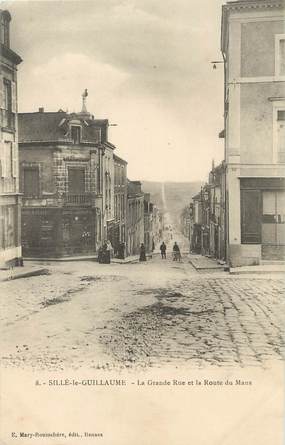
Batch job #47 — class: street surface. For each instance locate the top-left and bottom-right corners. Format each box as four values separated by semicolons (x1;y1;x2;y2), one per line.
1;252;284;371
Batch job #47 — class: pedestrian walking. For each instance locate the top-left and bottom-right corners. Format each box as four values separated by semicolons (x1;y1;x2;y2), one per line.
160;241;167;259
172;241;181;262
139;243;146;262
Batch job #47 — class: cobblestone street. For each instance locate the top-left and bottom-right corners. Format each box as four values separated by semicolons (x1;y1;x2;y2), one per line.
1;254;284;372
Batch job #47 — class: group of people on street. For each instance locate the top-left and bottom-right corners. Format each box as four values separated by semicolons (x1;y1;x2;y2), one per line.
98;240;113;264
99;239;181;264
139;240;181;262
160;241;181;261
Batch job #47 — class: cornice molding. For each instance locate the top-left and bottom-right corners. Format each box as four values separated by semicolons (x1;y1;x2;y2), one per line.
225;1;284;12
0;43;22;65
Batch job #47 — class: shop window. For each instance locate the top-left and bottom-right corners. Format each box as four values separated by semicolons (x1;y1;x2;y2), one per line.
262;191;285;246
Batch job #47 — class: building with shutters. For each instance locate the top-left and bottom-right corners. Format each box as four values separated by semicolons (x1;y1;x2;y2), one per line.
208;162;226;261
221;0;285;266
144;193;154;253
0;10;23;267
18;98;118;258
112;154;127;256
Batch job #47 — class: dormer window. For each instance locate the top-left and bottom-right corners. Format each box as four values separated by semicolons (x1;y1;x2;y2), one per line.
1;12;10;47
71;125;81;144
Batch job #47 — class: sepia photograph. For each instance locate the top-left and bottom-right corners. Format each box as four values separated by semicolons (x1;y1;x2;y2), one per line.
0;0;284;444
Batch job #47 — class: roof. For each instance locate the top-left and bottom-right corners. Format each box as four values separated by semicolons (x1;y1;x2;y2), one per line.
127;180;144;196
192;193;201;201
114;154;128;164
18;111;109;144
0;10;22;65
0;43;22;65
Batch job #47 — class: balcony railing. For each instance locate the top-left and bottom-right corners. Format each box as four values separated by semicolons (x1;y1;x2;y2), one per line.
63;193;92;206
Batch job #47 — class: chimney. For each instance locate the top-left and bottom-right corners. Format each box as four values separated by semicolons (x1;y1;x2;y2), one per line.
38;107;44;113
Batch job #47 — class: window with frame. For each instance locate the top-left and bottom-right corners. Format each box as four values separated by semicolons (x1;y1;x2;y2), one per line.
24;167;40;197
277;110;285;163
280;39;285;75
1;15;10;47
275;35;285;77
0;142;14;178
3;79;13;129
4;142;12;177
71;126;81;144
68;167;85;194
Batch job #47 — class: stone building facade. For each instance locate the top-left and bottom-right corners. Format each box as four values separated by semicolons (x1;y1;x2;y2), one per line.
189;192;202;254
111;154;127;256
208;162;226;261
144;193;154;253
103;141;115;247
144;193;162;253
0;10;22;267
18;105;114;257
152;204;163;250
127;180;144;256
221;0;285;266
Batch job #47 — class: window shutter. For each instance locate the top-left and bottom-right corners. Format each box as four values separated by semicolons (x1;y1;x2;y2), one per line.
11;81;17;113
0;142;5;177
0;143;2;177
0;78;4;109
12;142;18;178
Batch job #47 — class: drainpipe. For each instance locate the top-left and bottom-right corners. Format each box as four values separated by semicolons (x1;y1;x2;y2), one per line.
222;49;228;264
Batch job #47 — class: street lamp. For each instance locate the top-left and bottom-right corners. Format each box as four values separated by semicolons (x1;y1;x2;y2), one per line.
211;61;224;70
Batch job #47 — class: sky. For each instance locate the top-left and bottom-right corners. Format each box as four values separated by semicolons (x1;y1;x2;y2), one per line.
2;0;225;182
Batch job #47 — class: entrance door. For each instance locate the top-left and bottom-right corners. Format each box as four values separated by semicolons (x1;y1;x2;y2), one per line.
241;190;261;244
262;191;285;260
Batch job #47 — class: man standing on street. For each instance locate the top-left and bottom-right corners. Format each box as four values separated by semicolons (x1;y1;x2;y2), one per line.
172;241;181;262
160;241;167;259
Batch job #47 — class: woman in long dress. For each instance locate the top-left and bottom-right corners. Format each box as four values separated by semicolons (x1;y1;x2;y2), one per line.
139;243;146;262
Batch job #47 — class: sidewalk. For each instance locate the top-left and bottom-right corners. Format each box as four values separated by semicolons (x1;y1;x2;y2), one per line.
23;253;154;265
188;254;225;271
23;254;98;262
0;265;50;282
112;255;139;264
229;264;285;275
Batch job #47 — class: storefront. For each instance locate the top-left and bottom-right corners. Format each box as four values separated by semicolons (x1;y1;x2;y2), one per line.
22;208;96;257
240;178;285;261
